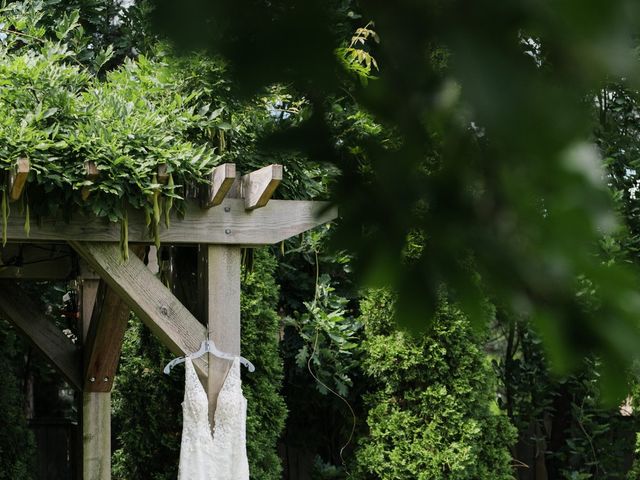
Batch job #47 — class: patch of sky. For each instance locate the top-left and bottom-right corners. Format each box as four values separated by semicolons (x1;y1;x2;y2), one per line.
267;101;292;121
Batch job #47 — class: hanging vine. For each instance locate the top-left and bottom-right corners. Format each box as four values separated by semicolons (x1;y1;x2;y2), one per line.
0;4;227;255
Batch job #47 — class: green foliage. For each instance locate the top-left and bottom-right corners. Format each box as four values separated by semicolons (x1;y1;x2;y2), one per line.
112;316;183;480
496;320;637;479
2;0;155;66
0;321;35;480
336;22;379;83
277;223;364;475
354;290;515;480
285;273;362;397
151;0;640;395
0;3;220;253
240;248;287;480
627;430;640;480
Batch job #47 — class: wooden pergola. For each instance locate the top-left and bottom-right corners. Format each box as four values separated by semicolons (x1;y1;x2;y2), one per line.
0;162;336;479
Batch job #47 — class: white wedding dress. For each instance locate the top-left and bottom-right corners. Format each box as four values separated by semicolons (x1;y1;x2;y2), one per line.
178;356;250;480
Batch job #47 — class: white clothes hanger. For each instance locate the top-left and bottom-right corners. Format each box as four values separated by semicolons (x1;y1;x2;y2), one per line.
163;340;255;374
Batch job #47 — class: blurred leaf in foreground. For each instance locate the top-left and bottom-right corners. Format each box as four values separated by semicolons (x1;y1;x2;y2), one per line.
152;0;640;400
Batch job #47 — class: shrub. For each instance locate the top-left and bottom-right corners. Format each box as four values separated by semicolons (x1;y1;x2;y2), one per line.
0;321;35;480
354;290;516;480
241;248;288;480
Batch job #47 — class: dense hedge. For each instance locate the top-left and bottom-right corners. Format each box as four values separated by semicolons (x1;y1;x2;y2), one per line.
112;248;286;479
354;290;516;480
112;315;182;480
0;321;35;480
240;248;288;479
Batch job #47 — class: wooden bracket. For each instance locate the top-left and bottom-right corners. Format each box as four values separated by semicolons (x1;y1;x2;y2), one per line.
81;161;99;201
157;164;169;184
8;157;30;202
200;163;236;208
241;164;283;210
0;280;82;390
70;241;208;378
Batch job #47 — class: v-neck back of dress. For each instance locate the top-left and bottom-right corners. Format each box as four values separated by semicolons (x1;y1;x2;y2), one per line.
178;356;249;480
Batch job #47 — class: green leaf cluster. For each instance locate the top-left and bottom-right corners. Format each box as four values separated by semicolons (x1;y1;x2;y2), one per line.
0;3;221;251
112;316;183;480
285;273;361;398
353;290;515;480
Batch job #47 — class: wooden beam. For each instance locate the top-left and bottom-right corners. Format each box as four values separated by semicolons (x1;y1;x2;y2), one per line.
0;281;82;390
83;282;130;392
241;164;283;210
8;157;30;202
69;241;208;378
82;161;100;201
203;245;241;426
2;199;336;245
200;163;236;208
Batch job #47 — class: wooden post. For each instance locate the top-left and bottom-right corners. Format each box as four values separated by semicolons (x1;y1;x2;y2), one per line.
82;393;111;480
204;245;242;427
81;277;111;480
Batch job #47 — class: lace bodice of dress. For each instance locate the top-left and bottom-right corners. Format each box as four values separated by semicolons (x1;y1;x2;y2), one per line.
211;358;250;479
177;356;249;480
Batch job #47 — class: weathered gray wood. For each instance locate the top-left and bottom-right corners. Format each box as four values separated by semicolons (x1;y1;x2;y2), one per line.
82;161;99;201
81;279;100;341
81;280;111;480
1;199;336;245
0;243;73;279
83;282;130;392
147;245;160;274
8;157;29;202
205;245;241;426
157;163;169;184
84;246;144;392
241;164;283;210
0;281;82;390
83;392;110;480
70;241;208;377
201;163;236;208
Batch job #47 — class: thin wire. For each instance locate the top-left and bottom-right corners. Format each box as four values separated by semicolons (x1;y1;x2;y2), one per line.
306;249;357;469
0;254;71;268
